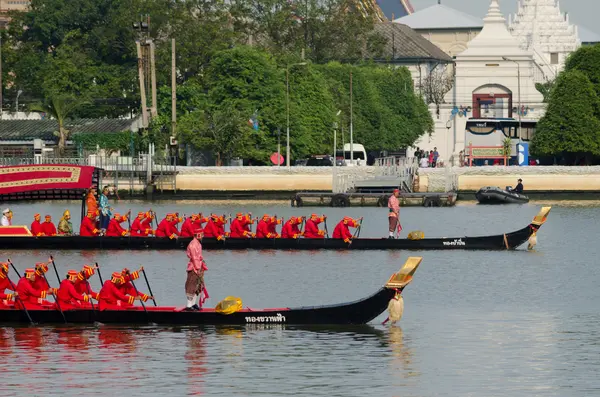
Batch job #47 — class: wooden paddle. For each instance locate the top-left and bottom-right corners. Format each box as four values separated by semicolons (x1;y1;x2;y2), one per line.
40;268;67;324
128;270;149;321
323;216;330;238
95;262;104;285
141;267;157;306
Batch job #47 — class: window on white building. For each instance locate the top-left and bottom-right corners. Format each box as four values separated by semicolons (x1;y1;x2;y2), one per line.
551;53;559;65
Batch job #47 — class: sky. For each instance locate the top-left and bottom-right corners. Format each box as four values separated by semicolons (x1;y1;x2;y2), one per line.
410;0;599;34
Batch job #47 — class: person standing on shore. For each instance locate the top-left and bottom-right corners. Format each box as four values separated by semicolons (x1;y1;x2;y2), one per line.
388;189;401;239
185;231;208;311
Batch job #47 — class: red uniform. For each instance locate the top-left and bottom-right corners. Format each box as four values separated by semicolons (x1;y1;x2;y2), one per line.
230;216;252;238
98;280;135;310
106;218;128;237
156;217;179;238
16;277;51;307
57;278;91;309
332;218;358;243
80;216;99;236
33;274;50;292
140;217;153;236
0;274;15;306
304;216;326;239
75;279;99;301
180;217;197;237
203;217;226;239
256;219;273;238
41;221;57;236
31;220;44;236
281;218;302;239
130;216;144;236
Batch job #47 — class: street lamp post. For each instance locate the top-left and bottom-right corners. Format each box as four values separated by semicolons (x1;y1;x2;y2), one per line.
285;62;307;167
15;89;22;113
503;57;521;140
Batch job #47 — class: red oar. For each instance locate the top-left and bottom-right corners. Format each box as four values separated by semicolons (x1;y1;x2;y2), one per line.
5;259;34;325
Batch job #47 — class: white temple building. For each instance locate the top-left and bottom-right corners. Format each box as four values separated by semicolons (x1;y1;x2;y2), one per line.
508;0;581;82
412;0;545;163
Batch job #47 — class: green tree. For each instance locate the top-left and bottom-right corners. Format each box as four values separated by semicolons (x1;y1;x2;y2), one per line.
565;44;600;99
532;70;600;164
31;95;87;154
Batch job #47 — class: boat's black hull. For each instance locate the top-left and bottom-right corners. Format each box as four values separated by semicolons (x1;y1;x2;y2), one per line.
0;288;396;325
476;187;529;204
0;224;537;250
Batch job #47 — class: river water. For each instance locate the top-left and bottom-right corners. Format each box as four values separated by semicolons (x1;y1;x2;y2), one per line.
1;200;599;396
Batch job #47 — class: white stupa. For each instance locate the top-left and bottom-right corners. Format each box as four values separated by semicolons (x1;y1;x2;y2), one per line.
509;0;580;79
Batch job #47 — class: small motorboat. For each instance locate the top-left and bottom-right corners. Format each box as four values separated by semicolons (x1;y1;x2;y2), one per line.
476;186;529;204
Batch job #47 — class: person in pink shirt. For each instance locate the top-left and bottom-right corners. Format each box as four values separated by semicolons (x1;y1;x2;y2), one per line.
388;189;401;239
184;231;209;311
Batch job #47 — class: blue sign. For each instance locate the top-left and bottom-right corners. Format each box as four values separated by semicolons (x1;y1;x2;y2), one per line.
517;142;529;166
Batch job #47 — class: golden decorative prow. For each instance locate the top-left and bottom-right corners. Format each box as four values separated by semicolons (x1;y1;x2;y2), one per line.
531;206;551;227
383;257;422;326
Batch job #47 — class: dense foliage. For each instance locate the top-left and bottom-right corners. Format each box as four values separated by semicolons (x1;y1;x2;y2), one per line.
1;0;433;164
533;44;600;164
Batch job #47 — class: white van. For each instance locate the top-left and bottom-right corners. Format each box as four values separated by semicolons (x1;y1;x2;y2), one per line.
336;143;368;166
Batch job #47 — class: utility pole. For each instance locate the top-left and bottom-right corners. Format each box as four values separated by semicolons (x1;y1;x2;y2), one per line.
171;38;176;138
150;40;157;117
136;41;149;128
350;70;354;163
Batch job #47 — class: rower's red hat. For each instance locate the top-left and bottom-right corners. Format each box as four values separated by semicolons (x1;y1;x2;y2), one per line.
67;270;79;281
45;215;51;219
80;264;95;279
263;214;270;219
0;262;7;272
34;213;40;218
236;212;243;217
35;262;48;272
25;268;35;276
138;211;145;217
111;272;124;283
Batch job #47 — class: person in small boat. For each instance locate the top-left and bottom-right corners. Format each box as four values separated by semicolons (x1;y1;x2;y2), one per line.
0;263;16;307
57;210;73;236
181;213;205;237
332;216;362;243
156;213;179;239
16;268;56;308
514;179;524;194
140;211;155;236
281;216;303;239
230;213;255;238
256;214;280;238
185;231;209;311
80;210;101;237
31;213;44;236
203;214;227;240
75;265;100;301
130;212;146;236
105;213;129;237
57;270;92;309
86;188;98;215
40;215;57;236
388;189;401;239
1;208;12;226
304;213;326;239
98;272;142;310
33;261;51;292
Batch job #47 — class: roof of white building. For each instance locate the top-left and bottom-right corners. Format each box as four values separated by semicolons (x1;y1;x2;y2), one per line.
393;4;483;30
578;26;600;44
459;0;531;58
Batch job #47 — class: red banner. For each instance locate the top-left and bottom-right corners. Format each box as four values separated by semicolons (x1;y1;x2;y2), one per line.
0;226;33;236
0;165;95;195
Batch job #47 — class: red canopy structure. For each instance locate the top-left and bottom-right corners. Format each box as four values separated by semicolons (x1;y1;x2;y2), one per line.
0;164;101;202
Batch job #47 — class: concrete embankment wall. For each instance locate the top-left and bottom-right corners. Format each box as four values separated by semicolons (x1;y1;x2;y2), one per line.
418;166;600;193
176;167;375;191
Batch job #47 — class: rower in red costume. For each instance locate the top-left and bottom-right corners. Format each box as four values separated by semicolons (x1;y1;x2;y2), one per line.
203;214;227;240
120;267;151;302
304;213;327;239
30;214;44;236
180;214;199;237
282;216;304;239
332;216;362;243
105;213;129;237
230;213;255;238
256;214;278;238
57;270;92;309
75;265;100;301
171;213;183;234
140;211;154;236
130;212;146;236
33;261;51;292
98;272;139;310
16;268;56;308
41;215;57;236
193;214;208;233
0;263;16;307
156;213;179;239
80;210;100;236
